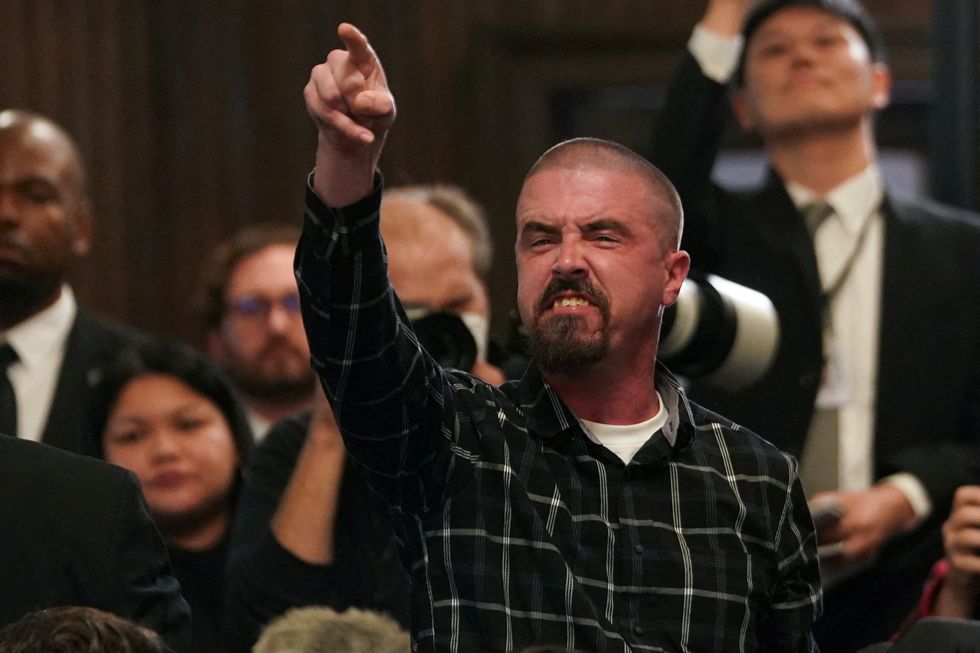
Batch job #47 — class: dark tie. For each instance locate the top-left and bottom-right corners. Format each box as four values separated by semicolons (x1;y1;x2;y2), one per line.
802;201;834;238
0;343;19;437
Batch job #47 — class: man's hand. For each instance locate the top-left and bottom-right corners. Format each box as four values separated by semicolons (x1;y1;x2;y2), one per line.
700;0;754;37
813;485;916;564
935;485;980;617
303;23;396;206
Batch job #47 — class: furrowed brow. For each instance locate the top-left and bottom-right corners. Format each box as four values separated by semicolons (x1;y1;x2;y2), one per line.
582;219;631;236
520;220;560;237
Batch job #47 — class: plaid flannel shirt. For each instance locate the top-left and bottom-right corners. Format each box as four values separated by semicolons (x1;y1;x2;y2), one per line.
295;176;822;652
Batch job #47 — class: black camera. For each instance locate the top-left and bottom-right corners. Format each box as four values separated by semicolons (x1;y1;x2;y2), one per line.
407;309;477;372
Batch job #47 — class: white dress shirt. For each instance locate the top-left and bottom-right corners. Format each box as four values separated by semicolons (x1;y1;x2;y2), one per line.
1;286;77;442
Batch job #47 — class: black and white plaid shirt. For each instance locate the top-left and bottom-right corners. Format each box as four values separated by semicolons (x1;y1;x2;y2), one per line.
296;177;821;652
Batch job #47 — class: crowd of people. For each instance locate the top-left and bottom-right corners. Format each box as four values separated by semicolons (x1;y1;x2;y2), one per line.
1;1;979;651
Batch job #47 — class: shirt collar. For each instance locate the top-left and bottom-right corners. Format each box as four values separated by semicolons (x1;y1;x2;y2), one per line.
1;285;77;371
786;165;884;236
514;361;695;451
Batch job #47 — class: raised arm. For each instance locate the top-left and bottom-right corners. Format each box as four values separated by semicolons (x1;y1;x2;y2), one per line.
647;0;752;262
296;25;476;513
303;23;396;206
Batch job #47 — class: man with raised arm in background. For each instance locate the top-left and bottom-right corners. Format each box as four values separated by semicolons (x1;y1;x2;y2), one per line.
649;1;980;648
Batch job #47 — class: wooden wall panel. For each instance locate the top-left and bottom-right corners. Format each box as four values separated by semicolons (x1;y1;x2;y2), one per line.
0;0;937;345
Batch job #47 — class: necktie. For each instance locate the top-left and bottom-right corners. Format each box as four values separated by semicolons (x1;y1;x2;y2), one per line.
798;201;840;496
0;343;19;437
802;201;834;238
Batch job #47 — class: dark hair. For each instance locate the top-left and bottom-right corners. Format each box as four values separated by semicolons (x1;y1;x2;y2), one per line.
736;0;886;85
0;606;170;653
91;338;253;473
195;222;301;330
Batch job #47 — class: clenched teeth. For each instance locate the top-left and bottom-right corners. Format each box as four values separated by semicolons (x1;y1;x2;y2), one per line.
554;297;591;308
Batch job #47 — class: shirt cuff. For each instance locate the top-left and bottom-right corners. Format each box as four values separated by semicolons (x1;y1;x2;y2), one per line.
304;169;384;252
688;24;743;84
881;472;933;527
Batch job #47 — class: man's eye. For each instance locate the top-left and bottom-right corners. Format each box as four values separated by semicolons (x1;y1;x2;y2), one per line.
530;238;553;247
759;43;788;57
20;184;58;204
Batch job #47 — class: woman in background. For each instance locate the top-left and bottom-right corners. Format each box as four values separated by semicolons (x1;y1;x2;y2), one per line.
93;340;253;653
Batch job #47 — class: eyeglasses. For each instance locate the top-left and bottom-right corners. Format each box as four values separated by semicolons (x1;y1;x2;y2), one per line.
224;293;302;321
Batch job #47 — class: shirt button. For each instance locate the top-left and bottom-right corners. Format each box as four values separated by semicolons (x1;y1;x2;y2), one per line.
633;624;644;635
633;543;643;553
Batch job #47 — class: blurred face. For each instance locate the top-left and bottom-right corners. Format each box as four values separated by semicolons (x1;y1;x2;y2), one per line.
382;198;492;349
734;6;891;139
0;116;91;320
212;244;315;403
102;374;240;531
515;165;688;374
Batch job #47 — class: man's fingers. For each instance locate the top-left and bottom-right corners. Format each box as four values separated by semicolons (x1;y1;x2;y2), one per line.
953;485;980;509
349;89;395;118
949;505;980;530
337;23;377;73
304;85;374;144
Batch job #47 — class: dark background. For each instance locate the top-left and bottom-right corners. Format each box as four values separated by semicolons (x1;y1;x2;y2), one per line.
2;0;975;346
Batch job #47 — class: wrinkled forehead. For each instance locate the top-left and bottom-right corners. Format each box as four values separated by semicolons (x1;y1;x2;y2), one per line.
517;164;681;243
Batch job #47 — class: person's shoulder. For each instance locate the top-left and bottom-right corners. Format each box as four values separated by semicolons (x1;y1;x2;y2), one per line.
0;438;132;507
72;306;153;348
685;399;796;469
888;193;980;235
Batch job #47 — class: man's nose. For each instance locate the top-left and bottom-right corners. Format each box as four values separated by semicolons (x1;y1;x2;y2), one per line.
552;238;588;279
265;302;294;333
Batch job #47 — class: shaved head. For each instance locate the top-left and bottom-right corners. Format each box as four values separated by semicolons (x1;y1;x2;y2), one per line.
0;109;88;201
524;137;684;251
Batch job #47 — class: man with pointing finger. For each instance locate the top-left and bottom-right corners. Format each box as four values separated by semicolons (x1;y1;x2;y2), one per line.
295;23;821;652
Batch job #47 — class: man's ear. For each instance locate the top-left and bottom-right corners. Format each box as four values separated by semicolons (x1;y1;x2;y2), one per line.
69;198;93;257
730;88;756;131
662;250;691;307
871;63;892;111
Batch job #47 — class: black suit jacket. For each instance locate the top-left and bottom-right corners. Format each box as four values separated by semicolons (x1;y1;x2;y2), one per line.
650;53;980;650
0;437;191;651
40;306;148;456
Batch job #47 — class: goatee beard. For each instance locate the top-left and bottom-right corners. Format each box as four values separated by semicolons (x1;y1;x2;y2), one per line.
529;278;610;374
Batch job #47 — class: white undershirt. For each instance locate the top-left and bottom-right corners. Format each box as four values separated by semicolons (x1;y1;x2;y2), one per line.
1;286;76;442
688;27;931;522
579;392;671;465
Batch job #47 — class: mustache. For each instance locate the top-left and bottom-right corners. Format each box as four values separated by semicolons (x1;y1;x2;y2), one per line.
536;278;609;315
259;336;308;358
